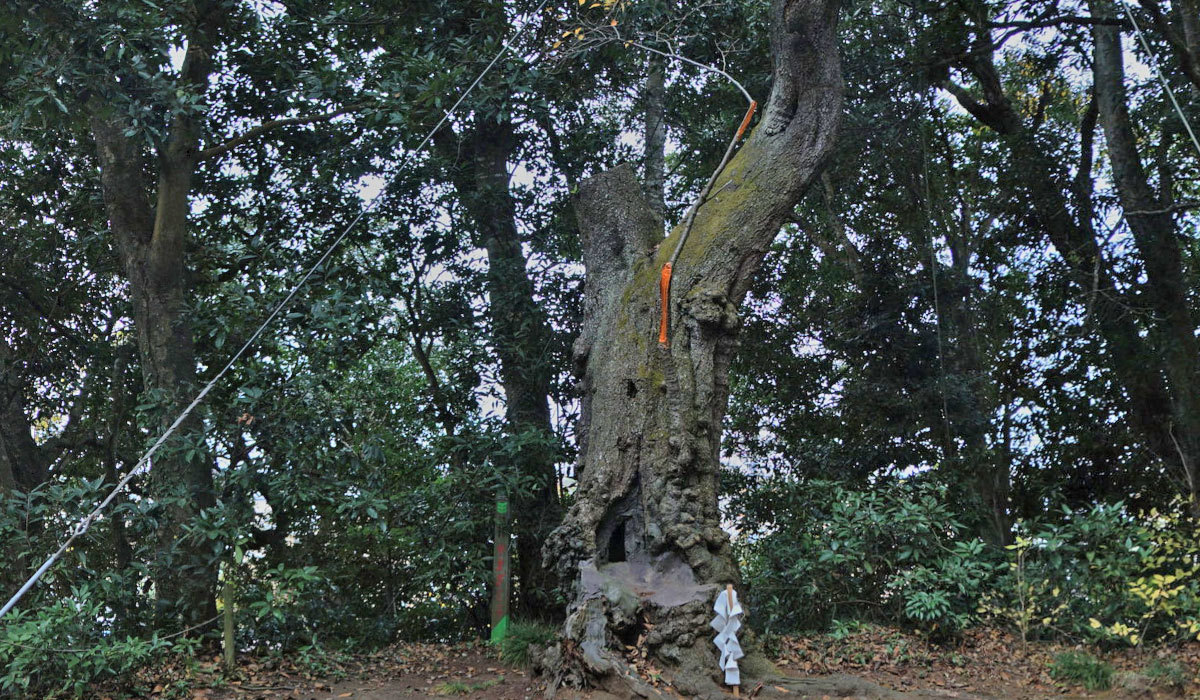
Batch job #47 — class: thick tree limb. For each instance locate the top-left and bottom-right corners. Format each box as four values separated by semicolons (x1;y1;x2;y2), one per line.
197;103;369;162
988;14;1129;30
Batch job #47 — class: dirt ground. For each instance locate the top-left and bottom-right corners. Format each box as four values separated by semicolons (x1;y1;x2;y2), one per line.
108;627;1198;700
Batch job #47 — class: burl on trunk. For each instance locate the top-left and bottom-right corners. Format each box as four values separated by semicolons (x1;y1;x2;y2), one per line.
541;0;843;696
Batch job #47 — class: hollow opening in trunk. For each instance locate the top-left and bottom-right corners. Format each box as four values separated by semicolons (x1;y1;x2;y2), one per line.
596;476;647;566
608;521;627;562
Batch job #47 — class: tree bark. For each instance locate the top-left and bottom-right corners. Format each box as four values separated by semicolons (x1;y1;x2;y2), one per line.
438;116;564;617
541;1;843;695
644;54;668;226
88;4;228;626
0;342;49;493
1091;8;1200;509
92;110;218;627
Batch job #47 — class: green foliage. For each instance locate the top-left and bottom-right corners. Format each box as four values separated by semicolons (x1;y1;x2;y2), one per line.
1047;651;1113;691
982;501;1200;645
498;621;557;667
2;0;1200;693
736;478;998;634
0;587;174;698
1142;658;1188;689
292;644;352;680
736;478;1199;646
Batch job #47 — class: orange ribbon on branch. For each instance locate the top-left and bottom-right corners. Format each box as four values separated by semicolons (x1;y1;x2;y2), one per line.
735;100;758;142
658;262;673;345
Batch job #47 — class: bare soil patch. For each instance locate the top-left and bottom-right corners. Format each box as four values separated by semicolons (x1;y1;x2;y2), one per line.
100;628;1197;699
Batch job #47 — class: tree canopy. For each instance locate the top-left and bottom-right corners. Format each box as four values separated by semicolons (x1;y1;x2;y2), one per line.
2;0;1200;696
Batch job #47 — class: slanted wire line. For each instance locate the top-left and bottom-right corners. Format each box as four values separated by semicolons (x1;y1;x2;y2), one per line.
1118;0;1200;159
0;0;550;622
919;114;955;462
608;31;757;345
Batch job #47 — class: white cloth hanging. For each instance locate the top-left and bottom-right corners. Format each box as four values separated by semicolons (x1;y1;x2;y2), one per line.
711;586;745;687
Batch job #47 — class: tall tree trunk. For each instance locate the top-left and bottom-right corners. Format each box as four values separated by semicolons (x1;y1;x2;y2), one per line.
937;167;1011;546
1091;9;1200;509
938;10;1191;508
541;1;842;694
441;117;564;617
0;341;45;597
0;342;49;493
91;112;218;627
88;9;226;626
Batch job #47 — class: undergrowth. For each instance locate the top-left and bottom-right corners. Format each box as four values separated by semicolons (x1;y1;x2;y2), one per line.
1048;650;1113;691
498;621;557;667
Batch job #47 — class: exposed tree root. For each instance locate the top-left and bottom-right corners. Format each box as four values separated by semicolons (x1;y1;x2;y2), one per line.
535;558;983;700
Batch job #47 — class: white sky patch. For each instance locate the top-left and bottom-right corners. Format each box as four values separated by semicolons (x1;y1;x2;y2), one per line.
356;174;387;202
170;43;186;72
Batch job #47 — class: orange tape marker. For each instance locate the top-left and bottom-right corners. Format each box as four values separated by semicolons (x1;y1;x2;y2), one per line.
658;262;673;346
734;100;758;142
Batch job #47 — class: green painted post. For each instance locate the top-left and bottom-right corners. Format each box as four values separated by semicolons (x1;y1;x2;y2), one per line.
490;494;511;644
222;567;235;672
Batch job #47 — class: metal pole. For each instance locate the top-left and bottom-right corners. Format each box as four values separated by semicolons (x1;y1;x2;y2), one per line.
490;491;511;644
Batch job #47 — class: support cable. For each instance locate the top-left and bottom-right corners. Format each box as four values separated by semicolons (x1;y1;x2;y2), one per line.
0;0;550;622
1117;0;1200;159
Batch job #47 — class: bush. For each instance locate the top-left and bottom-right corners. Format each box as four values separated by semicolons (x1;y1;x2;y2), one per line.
982;500;1200;645
498;621;557;666
1048;650;1112;690
735;478;997;634
734;475;1200;645
0;585;176;698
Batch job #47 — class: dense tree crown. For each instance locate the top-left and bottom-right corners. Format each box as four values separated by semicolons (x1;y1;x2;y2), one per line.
1;0;1199;696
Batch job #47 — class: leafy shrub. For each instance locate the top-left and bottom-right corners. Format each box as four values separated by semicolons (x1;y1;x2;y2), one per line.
982;500;1200;645
1048;650;1112;690
734;474;1200;645
238;564;326;651
735;478;997;634
0;585;174;698
499;621;557;666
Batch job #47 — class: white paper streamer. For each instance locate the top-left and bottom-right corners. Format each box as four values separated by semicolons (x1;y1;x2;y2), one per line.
711;586;745;687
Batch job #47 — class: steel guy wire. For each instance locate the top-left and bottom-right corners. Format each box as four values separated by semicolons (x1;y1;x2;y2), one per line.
0;0;551;622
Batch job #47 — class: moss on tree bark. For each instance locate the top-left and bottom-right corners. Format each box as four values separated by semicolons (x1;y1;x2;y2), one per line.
541;0;844;695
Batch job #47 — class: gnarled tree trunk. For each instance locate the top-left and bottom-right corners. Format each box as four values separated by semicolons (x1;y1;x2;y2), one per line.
541;1;843;695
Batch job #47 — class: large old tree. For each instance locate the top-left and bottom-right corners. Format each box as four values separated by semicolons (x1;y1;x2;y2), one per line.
542;0;843;695
7;0;371;626
928;0;1200;516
